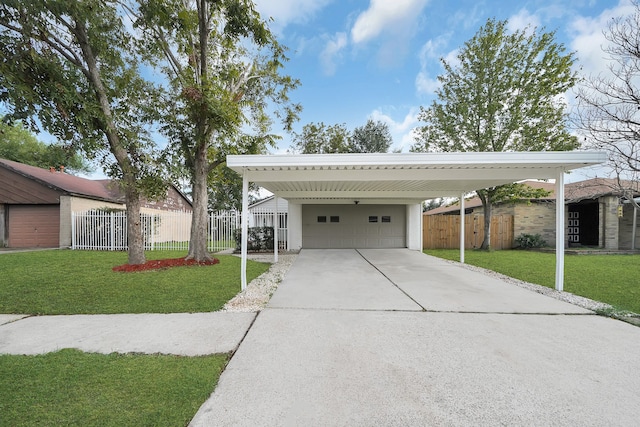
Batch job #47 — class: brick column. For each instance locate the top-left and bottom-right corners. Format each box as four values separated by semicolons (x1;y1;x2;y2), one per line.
602;196;620;249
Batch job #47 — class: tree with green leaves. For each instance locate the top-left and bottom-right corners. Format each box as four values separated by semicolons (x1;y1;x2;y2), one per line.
412;18;579;249
130;0;300;262
0;1;165;265
292;122;350;154
350;119;391;153
0;120;91;174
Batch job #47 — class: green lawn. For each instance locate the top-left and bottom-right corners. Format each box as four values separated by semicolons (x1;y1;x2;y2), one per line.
0;250;271;315
424;249;640;314
0;349;227;426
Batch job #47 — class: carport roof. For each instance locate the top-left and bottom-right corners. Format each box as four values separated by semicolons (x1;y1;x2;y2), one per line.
227;151;607;204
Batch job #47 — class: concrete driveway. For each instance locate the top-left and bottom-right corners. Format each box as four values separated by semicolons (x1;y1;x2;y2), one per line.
191;249;640;426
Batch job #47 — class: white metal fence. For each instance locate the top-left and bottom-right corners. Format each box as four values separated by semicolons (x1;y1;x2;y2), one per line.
71;208;288;252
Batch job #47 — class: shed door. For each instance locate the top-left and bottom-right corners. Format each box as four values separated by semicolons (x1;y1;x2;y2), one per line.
303;205;406;249
8;205;60;248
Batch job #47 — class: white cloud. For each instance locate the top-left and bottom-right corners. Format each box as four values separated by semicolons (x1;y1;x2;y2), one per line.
351;0;430;44
253;0;335;32
370;108;420;152
415;37;455;96
569;1;637;77
507;9;542;34
319;32;348;75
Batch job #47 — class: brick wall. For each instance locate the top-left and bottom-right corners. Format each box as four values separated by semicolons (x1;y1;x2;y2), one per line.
618;203;639;249
476;201;558;247
602;196;620;249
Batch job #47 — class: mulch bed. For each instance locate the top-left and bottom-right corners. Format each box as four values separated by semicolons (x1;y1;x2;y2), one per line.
113;257;220;272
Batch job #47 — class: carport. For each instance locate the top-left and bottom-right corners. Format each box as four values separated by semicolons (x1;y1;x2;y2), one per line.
227;151;606;291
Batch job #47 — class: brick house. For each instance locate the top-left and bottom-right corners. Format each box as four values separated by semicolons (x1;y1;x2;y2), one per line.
424;178;640;249
0;158;191;249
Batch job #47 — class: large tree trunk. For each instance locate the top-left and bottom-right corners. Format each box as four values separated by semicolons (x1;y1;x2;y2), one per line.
75;21;146;264
186;144;213;261
124;186;145;265
479;190;492;250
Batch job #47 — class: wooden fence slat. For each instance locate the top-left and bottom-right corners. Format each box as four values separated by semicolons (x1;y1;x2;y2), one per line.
423;214;514;249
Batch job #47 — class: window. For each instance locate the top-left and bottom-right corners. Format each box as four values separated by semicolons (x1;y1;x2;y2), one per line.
330;216;340;223
317;216;327;223
368;216;378;223
381;216;391;223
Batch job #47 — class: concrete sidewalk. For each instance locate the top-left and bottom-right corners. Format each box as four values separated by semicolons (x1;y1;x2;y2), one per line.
0;312;255;356
190;249;640;426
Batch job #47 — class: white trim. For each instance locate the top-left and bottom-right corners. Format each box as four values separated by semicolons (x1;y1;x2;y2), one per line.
555;170;565;292
274;196;279;263
241;172;249;291
228;151;606;169
460;194;465;264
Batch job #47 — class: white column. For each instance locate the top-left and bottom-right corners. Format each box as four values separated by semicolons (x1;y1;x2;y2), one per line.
555;170;565;292
241;172;249;291
632;204;637;251
273;196;279;263
460;193;465;264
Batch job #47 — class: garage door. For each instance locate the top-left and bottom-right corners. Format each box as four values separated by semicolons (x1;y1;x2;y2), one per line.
8;205;60;248
303;205;406;249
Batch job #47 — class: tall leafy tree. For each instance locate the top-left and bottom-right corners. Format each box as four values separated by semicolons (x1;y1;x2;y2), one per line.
0;0;165;264
0;120;91;173
292;122;350;154
412;19;579;249
575;1;640;209
130;0;300;261
349;119;391;153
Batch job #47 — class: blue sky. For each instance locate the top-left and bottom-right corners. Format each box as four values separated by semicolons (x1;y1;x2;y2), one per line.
253;0;633;156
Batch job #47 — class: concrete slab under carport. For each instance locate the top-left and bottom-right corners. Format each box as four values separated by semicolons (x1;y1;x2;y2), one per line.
358;249;592;314
191;248;640;425
268;249;421;311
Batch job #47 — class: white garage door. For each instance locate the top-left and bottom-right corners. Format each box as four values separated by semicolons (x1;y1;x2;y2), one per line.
302;205;406;249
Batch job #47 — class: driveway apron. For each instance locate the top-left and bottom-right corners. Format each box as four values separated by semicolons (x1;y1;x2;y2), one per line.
190;249;640;426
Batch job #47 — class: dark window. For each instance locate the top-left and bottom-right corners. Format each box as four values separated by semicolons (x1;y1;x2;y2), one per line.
381;216;391;223
368;216;378;223
317;216;327;223
330;216;340;223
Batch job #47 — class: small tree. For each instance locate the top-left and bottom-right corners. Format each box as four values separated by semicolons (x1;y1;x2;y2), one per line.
575;1;640;209
349;119;392;153
292;122;350;154
412;18;579;249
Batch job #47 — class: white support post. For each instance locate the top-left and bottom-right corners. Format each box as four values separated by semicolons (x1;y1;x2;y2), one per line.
632;205;637;251
459;194;465;264
274;196;279;263
241;172;249;291
555;170;565;292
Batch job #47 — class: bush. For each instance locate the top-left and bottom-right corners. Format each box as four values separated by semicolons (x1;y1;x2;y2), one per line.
514;233;547;249
233;226;274;251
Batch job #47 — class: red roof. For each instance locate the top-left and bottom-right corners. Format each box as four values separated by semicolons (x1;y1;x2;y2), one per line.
0;158;122;203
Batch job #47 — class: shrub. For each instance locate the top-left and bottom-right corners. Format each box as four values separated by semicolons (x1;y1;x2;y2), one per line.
233;226;274;251
514;233;547;249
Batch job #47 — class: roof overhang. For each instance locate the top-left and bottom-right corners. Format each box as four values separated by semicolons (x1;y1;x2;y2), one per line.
227;151;608;204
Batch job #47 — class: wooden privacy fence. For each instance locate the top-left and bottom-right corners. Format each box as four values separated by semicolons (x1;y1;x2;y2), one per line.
423;214;514;249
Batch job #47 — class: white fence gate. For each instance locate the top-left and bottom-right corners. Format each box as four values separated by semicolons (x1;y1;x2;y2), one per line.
72;208;288;252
